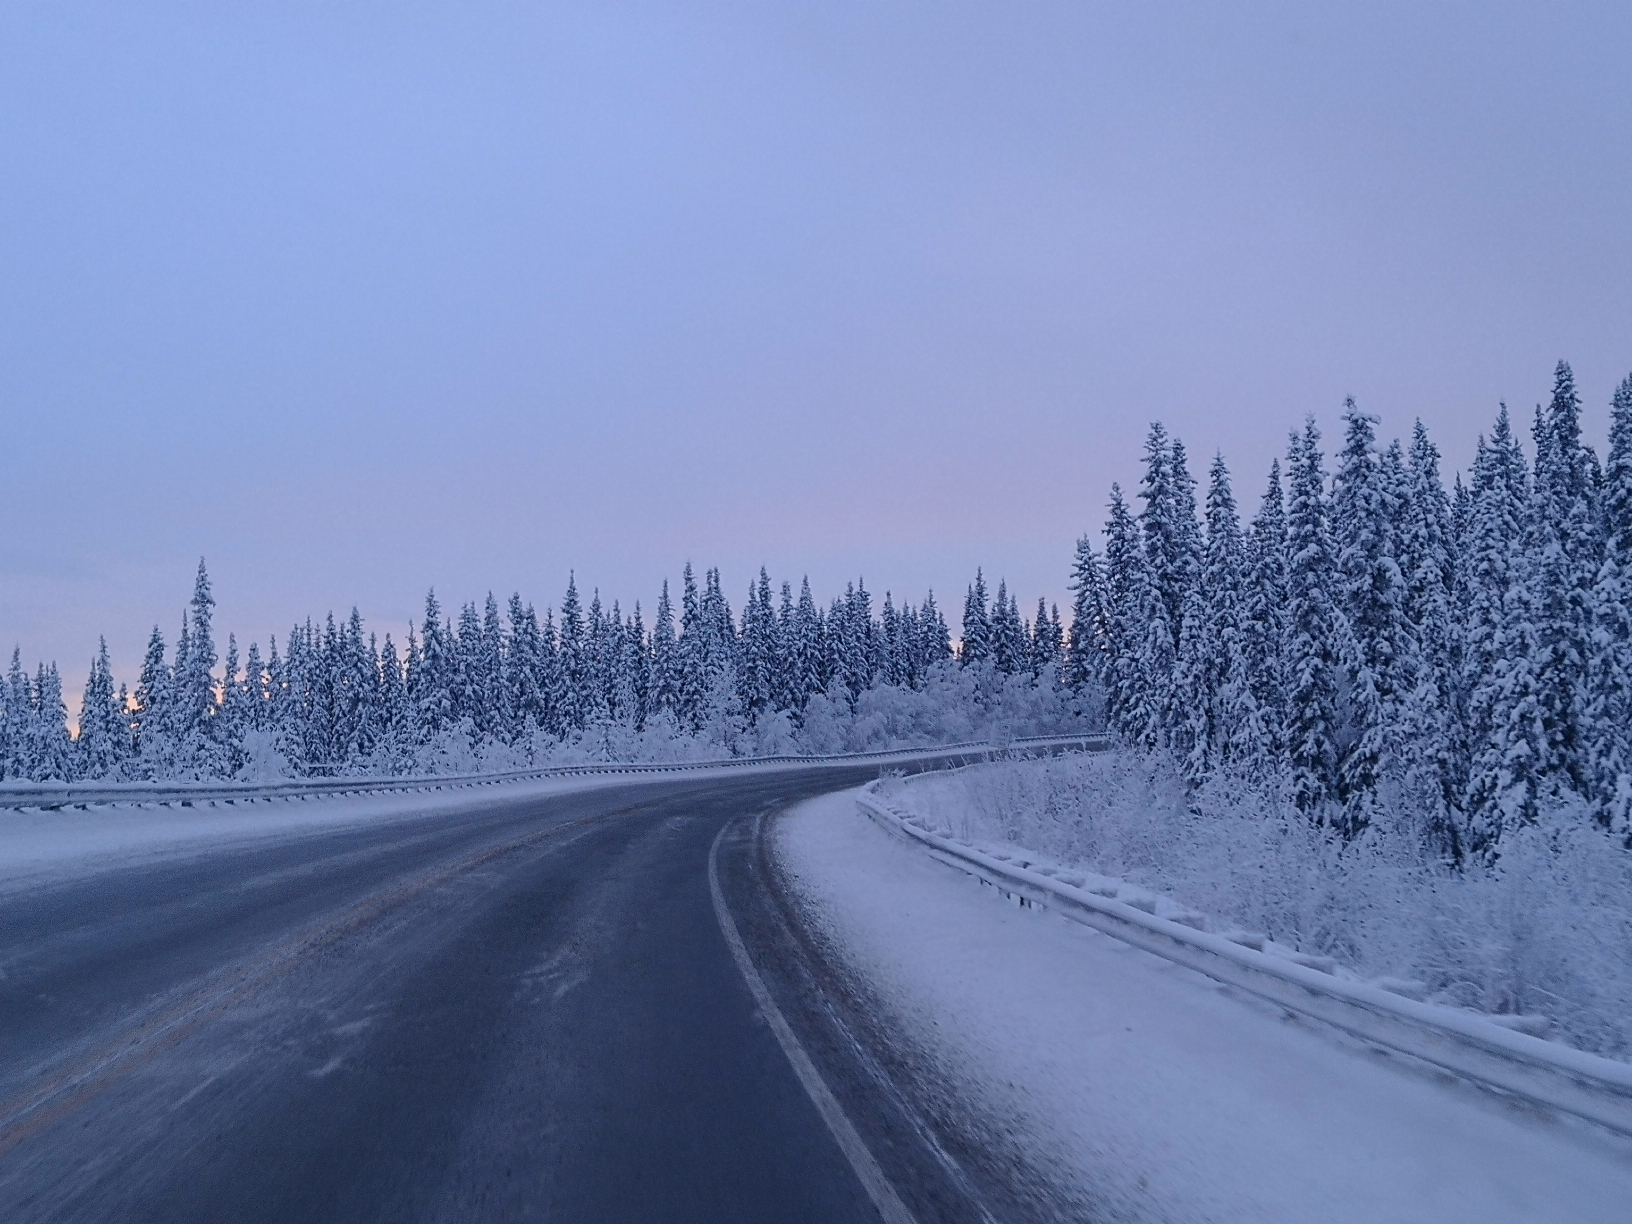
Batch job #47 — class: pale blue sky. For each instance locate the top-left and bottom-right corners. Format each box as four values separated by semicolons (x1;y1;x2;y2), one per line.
3;3;1630;699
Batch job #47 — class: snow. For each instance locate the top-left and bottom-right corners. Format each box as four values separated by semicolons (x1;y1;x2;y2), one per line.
875;750;1632;1060
0;757;880;895
775;790;1632;1223
0;775;627;895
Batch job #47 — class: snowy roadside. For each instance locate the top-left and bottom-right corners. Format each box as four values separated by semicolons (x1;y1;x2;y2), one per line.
875;750;1632;1061
774;790;1632;1224
0;756;879;895
0;773;648;895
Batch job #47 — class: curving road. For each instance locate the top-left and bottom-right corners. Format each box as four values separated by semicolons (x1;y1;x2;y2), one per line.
0;758;1012;1223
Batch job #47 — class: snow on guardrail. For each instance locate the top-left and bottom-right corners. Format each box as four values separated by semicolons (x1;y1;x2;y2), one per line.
856;780;1632;1139
0;734;1107;812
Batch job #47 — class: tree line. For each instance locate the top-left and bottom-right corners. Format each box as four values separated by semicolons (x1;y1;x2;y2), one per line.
2;560;1074;782
1067;361;1632;861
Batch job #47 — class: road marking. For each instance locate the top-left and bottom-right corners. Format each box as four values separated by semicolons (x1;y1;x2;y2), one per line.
708;818;917;1224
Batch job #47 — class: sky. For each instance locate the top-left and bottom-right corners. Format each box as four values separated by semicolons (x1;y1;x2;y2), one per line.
2;2;1631;705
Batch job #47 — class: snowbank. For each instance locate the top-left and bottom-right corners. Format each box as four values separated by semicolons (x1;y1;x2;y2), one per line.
774;791;1632;1223
876;749;1632;1059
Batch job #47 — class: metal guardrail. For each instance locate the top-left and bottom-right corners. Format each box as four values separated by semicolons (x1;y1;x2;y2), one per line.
857;780;1632;1139
0;734;1108;812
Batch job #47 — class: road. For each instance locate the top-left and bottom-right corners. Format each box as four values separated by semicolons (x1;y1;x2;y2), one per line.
0;759;1001;1223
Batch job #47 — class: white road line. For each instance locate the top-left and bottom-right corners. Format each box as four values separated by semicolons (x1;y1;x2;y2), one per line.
707;817;917;1224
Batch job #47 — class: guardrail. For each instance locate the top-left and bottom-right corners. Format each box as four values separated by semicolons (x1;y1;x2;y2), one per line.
0;734;1108;812
857;780;1632;1139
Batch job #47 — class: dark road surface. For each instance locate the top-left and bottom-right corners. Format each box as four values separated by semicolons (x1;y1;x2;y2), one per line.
0;757;1018;1222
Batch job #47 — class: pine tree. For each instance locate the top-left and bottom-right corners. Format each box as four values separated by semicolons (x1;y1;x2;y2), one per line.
960;570;991;666
77;637;128;779
1236;460;1289;768
1030;596;1061;676
175;560;220;758
1330;401;1411;811
1397;420;1462;850
2;650;29;779
412;590;454;740
1065;536;1105;692
990;580;1025;675
651;580;680;721
378;634;408;760
739;569;777;718
28;663;73;781
1460;409;1529;844
133;625;173;776
779;577;819;711
920;591;952;669
1101;485;1153;741
1586;373;1632;836
1176;453;1248;778
1527;363;1602;798
1284;420;1344;824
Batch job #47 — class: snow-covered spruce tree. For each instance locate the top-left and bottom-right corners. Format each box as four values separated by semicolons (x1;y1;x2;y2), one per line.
1458;408;1530;850
649;580;680;725
1098;484;1153;742
1233;460;1289;770
504;594;545;740
1397;420;1462;848
919;591;952;671
836;580;876;704
1283;419;1346;827
959;570;991;666
1030;596;1062;677
169;560;222;777
626;601;651;731
738;569;778;720
377;634;410;767
1175;453;1249;779
989;580;1025;676
676;563;706;731
1134;424;1200;747
23;663;74;782
1527;363;1602;800
411;590;454;743
1329;401;1413;816
556;575;588;734
77;637;130;780
790;576;826;712
132;625;175;778
1586;373;1632;837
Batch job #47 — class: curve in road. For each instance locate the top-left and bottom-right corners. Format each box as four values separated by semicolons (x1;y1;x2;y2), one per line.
0;758;1019;1223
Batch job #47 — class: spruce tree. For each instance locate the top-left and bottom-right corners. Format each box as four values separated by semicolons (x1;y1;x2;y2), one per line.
1329;401;1411;811
1528;363;1601;797
1236;460;1289;768
412;590;454;740
960;570;991;666
1065;536;1106;692
1586;373;1632;835
77;637;127;779
651;580;680;720
1284;420;1344;824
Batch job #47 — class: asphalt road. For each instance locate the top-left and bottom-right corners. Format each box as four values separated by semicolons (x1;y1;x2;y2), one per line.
0;758;1011;1223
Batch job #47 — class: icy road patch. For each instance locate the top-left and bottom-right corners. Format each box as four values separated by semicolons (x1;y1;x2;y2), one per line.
773;789;1632;1223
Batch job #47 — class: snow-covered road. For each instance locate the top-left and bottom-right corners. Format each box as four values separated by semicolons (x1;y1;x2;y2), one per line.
775;790;1632;1223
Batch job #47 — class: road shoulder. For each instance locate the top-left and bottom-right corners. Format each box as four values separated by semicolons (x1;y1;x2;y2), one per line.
773;789;1632;1224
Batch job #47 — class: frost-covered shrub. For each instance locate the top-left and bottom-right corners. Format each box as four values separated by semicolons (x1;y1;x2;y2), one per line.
882;749;1632;1059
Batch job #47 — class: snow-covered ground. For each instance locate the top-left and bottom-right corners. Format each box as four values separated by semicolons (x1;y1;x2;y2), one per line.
0;775;641;895
0;757;882;894
774;790;1632;1223
874;750;1632;1060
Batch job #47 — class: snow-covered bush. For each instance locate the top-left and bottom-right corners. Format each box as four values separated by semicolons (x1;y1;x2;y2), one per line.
882;748;1632;1059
